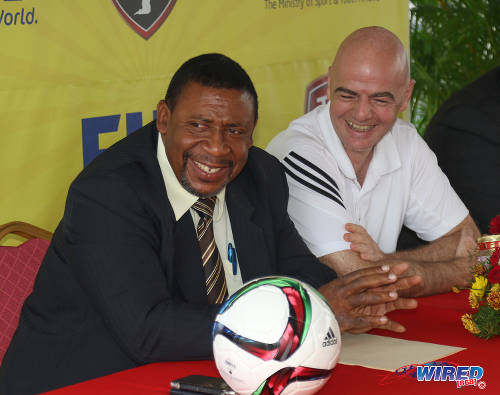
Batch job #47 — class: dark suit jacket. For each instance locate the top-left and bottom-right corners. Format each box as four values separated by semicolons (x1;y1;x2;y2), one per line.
0;122;336;394
424;66;500;233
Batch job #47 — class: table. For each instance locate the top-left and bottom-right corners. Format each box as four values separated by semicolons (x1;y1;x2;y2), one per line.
47;291;499;394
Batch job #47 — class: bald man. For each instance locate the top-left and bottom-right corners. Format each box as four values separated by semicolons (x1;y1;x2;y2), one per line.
267;26;479;297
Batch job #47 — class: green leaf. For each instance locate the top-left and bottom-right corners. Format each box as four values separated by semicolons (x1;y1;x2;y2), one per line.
410;0;500;133
472;304;500;339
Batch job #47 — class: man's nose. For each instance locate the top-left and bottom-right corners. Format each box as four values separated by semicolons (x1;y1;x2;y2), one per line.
204;129;229;155
354;96;372;120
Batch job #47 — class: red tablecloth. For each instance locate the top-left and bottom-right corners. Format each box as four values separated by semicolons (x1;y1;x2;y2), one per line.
48;291;500;394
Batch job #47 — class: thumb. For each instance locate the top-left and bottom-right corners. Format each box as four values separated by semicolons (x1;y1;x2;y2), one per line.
456;227;476;258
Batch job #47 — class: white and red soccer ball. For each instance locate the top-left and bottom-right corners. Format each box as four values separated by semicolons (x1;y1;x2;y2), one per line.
212;276;341;395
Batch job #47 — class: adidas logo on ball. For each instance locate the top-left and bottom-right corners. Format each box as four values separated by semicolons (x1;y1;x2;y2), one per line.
322;327;337;347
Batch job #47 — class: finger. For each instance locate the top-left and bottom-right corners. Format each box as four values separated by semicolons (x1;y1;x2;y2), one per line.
344;231;370;244
338;314;389;333
377;318;407;333
373;275;422;293
344;233;353;243
395;275;422;291
393;297;418;310
349;242;371;254
347;287;400;307
377;297;418;314
456;227;476;258
343;314;407;333
387;262;410;276
345;223;367;234
341;266;399;293
383;275;422;291
341;264;391;284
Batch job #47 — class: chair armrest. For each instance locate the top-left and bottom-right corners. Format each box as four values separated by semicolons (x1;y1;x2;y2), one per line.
0;221;53;242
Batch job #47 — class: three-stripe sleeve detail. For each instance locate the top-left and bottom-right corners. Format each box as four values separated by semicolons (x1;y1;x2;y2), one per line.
283;151;345;209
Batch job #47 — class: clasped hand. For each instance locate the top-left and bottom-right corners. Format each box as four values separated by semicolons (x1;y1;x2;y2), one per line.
319;263;421;333
344;223;385;261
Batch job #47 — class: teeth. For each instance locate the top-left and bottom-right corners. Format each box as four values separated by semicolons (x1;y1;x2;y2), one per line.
194;161;221;174
347;120;374;132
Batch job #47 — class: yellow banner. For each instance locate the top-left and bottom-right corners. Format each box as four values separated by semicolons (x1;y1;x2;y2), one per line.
0;0;408;240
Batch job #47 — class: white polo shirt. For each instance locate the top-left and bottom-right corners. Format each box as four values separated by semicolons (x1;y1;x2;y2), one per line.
156;134;243;294
266;104;468;257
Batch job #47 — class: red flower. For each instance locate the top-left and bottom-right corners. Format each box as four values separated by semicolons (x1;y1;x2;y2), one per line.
490;214;500;234
488;265;500;283
491;248;500;267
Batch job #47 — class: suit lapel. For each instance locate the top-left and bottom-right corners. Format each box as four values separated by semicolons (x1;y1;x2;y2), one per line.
173;211;208;303
132;123;208;302
133;122;173;203
226;176;271;282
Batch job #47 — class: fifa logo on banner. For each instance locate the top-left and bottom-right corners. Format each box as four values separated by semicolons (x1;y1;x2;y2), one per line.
82;111;156;167
304;74;328;113
0;0;37;27
416;364;486;390
112;0;177;39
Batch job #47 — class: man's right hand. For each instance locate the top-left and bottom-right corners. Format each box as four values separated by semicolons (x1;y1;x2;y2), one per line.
318;263;421;333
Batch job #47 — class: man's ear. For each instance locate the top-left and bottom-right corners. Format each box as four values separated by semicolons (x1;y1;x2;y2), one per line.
327;66;333;102
399;79;415;113
156;100;170;135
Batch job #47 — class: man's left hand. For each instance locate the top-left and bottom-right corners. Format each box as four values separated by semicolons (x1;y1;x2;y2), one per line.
344;223;385;261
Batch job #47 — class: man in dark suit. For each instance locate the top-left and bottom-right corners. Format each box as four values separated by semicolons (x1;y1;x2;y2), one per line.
424;66;500;234
0;54;420;394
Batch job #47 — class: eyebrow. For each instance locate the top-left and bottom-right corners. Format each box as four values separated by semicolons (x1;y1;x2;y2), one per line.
190;115;246;128
191;115;213;123
335;87;395;101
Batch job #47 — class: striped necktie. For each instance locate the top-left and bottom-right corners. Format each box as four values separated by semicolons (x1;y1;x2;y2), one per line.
192;197;228;304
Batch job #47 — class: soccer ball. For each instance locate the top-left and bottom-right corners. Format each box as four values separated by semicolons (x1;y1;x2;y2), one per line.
212;276;341;395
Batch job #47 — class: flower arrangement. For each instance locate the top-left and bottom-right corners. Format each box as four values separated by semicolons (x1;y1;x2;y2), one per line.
461;214;500;339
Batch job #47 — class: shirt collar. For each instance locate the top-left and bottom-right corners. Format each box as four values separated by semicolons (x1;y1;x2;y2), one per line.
371;127;401;176
156;133;226;221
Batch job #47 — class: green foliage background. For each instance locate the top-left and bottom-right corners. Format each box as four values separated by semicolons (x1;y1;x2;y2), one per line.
410;0;500;134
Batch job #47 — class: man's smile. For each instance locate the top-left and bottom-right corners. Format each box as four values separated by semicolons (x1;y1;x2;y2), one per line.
346;120;375;132
193;160;223;174
186;156;233;182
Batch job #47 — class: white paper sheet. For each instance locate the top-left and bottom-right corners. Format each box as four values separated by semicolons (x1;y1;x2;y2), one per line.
338;333;466;371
